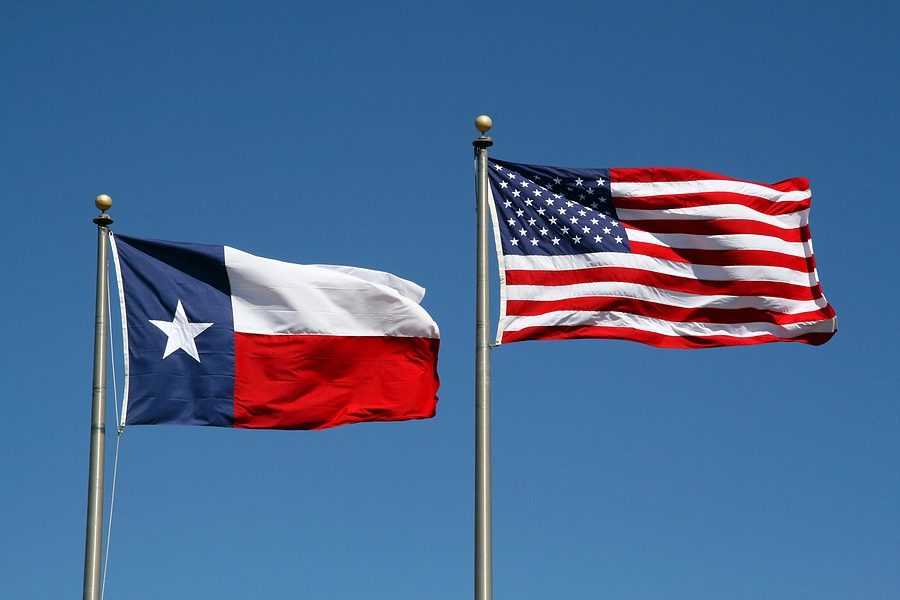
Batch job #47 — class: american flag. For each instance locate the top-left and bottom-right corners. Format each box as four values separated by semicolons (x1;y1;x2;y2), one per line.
487;158;837;348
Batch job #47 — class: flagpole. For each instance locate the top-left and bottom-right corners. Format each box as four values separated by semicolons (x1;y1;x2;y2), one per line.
473;115;494;600
84;195;113;600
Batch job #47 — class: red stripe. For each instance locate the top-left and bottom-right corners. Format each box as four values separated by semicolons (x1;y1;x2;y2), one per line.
612;192;809;216
505;266;823;301
610;168;809;193
502;324;835;348
623;219;811;243
234;334;439;430
628;241;816;272
506;297;836;326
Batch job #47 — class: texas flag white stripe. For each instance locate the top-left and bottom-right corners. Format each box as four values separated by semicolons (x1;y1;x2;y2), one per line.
224;247;439;338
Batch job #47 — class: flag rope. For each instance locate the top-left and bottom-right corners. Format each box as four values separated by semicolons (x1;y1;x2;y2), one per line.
99;431;121;600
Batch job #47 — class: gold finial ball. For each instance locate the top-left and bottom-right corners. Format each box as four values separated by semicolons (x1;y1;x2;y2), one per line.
475;115;493;134
95;194;112;212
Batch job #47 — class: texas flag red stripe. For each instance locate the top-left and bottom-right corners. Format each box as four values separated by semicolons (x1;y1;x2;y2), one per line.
234;334;439;430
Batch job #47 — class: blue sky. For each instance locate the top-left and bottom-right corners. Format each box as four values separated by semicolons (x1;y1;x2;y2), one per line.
1;2;898;598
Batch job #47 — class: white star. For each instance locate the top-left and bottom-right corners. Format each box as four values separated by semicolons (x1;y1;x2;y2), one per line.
596;178;605;186
149;300;213;363
603;227;612;234
507;218;516;226
512;190;521;197
515;209;525;217
591;218;599;225
615;236;624;243
525;198;534;206
610;220;619;227
551;237;561;245
575;178;584;186
533;189;542;197
499;181;508;188
520;181;530;188
537;207;546;215
549;217;558;225
530;238;539;246
573;235;581;244
518;228;527;236
492;164;503;170
553;177;562;184
594;235;603;242
510;238;519;246
527;218;537;226
582;226;591;233
539;227;549;236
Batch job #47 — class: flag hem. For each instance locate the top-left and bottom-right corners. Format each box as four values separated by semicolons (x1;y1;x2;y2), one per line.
486;184;509;346
108;232;132;429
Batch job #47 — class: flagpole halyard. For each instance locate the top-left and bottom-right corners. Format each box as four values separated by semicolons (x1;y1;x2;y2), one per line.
473;116;494;600
84;195;112;600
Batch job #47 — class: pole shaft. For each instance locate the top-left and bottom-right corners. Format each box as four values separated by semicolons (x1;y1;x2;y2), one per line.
84;224;109;600
474;139;493;600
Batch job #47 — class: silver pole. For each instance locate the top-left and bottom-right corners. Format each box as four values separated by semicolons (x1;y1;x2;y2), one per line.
84;195;113;600
473;116;493;600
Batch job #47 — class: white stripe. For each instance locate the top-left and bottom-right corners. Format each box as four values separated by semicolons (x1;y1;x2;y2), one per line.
224;247;439;338
506;282;828;314
109;233;132;429
611;179;811;203
307;264;426;303
617;206;809;229
626;229;812;258
502;252;820;287
503;310;837;339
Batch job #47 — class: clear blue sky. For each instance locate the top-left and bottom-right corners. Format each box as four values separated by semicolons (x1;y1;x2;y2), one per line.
1;2;898;598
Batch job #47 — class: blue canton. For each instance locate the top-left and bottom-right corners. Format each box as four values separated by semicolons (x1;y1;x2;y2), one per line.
488;158;630;256
115;235;236;427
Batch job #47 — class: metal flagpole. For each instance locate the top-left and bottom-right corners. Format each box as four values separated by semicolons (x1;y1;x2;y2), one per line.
84;194;113;600
473;115;494;600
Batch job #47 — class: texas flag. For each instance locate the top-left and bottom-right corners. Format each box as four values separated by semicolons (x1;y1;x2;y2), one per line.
110;234;440;430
